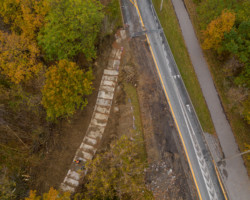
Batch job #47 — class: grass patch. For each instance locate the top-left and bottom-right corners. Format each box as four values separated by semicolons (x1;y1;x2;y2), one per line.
183;0;250;173
123;83;147;161
152;0;215;135
106;0;123;30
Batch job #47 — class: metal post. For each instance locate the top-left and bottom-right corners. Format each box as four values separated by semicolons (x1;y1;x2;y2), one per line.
160;0;163;11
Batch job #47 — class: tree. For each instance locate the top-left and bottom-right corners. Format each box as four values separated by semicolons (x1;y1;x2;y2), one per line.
41;60;93;121
0;31;43;84
25;188;71;200
84;135;152;200
223;21;250;87
202;10;235;52
38;0;104;61
0;0;49;39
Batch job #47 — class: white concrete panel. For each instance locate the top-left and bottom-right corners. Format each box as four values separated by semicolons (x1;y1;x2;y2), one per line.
95;105;111;114
60;183;75;192
120;30;126;40
98;90;114;100
113;60;120;67
99;85;115;92
116;50;122;60
82;151;93;160
94;112;109;121
102;80;116;87
65;177;79;187
104;69;119;76
80;143;95;151
67;170;80;180
84;136;97;145
92;118;107;127
96;98;112;107
102;75;118;82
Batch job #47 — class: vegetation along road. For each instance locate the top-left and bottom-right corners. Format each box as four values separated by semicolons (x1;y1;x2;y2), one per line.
170;0;250;199
124;0;226;199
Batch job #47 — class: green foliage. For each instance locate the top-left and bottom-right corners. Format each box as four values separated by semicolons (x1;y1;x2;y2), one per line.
202;10;235;52
235;1;250;24
105;0;123;29
41;60;93;121
0;170;16;200
223;21;250;87
242;97;250;124
196;0;238;29
84;135;152;200
38;0;104;61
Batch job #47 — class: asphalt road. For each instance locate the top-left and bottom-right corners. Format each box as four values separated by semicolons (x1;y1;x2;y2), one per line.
171;1;250;199
121;0;225;199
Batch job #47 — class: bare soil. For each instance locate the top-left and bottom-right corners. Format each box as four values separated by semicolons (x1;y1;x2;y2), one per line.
30;30;196;200
129;36;197;199
29;36;114;194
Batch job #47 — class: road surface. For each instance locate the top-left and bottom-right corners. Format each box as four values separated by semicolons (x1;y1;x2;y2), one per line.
121;0;226;199
171;0;250;199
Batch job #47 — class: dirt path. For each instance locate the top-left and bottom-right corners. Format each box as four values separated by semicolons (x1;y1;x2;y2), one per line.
29;37;114;194
60;30;126;192
171;0;250;199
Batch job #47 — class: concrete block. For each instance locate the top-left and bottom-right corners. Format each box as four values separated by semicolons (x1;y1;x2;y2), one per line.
80;143;95;151
84;136;97;145
95;105;111;114
82;151;93;160
94;112;109;121
60;183;75;192
102;75;118;82
92;118;107;127
96;98;112;107
65;177;79;187
67;170;80;181
120;30;126;40
101;80;116;87
104;69;119;76
98;90;114;100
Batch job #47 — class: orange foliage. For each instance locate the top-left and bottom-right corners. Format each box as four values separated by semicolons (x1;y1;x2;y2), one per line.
42;60;93;121
0;31;43;84
202;10;235;51
0;0;49;39
25;188;71;200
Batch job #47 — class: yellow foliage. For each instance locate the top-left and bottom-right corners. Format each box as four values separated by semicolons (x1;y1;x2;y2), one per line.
0;0;49;39
0;31;43;84
25;188;71;200
42;60;93;121
202;10;235;51
25;190;41;200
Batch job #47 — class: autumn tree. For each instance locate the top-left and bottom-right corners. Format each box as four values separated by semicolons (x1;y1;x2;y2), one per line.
41;60;93;121
0;31;43;84
25;187;71;200
38;0;104;61
84;135;152;200
202;10;235;52
222;20;250;86
0;0;49;40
